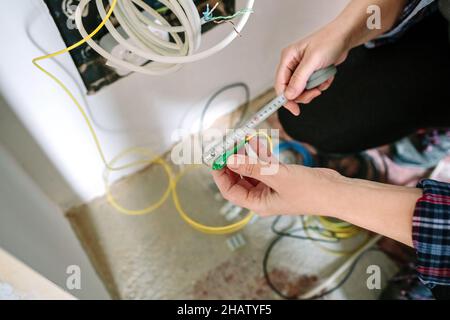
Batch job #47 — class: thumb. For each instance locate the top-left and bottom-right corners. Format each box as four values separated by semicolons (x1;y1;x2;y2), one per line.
226;154;279;186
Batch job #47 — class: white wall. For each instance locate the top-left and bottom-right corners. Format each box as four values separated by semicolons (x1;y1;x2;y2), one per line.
0;143;109;299
0;0;347;208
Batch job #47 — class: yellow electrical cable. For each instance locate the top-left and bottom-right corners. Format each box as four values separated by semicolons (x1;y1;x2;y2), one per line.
172;165;255;235
103;148;174;216
172;133;273;234
317;217;360;239
246;131;274;154
318;217;357;231
32;0;121;172
303;216;369;256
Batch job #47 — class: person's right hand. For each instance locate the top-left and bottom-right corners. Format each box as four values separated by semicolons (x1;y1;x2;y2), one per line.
276;23;350;115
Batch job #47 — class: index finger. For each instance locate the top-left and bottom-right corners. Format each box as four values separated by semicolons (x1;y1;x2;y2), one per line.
212;168;253;206
275;48;300;95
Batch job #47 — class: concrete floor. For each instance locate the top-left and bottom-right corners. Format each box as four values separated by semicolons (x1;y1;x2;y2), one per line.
66;91;398;300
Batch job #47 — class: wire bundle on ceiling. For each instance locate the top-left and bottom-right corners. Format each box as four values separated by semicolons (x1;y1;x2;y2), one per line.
75;0;255;75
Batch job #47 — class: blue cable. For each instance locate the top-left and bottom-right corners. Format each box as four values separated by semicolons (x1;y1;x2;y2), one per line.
275;141;315;167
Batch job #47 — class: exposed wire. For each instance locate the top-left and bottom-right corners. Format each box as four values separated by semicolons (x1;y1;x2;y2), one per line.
214;20;241;37
202;2;254;23
202;2;220;21
73;0;255;75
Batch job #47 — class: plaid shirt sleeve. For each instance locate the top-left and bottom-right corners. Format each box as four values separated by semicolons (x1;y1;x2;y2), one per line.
366;0;438;48
413;179;450;291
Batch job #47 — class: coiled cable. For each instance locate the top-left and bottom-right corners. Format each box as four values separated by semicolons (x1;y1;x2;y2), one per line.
75;0;255;75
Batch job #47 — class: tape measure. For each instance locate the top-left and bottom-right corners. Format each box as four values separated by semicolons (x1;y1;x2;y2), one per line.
204;65;337;170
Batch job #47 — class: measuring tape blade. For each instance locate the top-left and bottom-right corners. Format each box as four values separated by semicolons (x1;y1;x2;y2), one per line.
203;95;286;167
203;66;337;169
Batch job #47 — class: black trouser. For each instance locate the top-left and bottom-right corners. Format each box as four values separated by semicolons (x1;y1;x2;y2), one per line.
278;13;450;155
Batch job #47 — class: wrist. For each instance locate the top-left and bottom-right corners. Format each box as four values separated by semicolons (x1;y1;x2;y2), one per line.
327;11;358;51
330;0;409;49
328;176;422;246
300;167;348;217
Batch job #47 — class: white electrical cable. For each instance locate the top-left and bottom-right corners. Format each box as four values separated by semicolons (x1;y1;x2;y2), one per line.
75;0;255;75
299;235;383;299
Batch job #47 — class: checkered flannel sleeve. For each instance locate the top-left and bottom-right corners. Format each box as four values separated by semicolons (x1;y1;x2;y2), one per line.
413;179;450;288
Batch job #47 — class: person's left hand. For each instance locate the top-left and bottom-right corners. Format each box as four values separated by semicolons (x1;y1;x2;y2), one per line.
212;154;342;216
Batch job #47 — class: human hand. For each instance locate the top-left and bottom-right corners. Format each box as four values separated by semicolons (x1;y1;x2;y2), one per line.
276;22;350;115
212;154;342;216
211;152;422;247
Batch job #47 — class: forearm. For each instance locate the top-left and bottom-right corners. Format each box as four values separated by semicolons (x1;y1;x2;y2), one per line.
326;176;423;247
329;0;408;49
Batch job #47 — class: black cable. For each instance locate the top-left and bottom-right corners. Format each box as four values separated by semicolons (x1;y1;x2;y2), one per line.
271;216;340;243
199;82;250;153
199;82;250;133
317;247;382;298
262;227;382;300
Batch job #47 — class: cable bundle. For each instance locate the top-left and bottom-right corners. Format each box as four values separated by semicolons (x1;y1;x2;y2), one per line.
75;0;255;75
265;216;382;299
